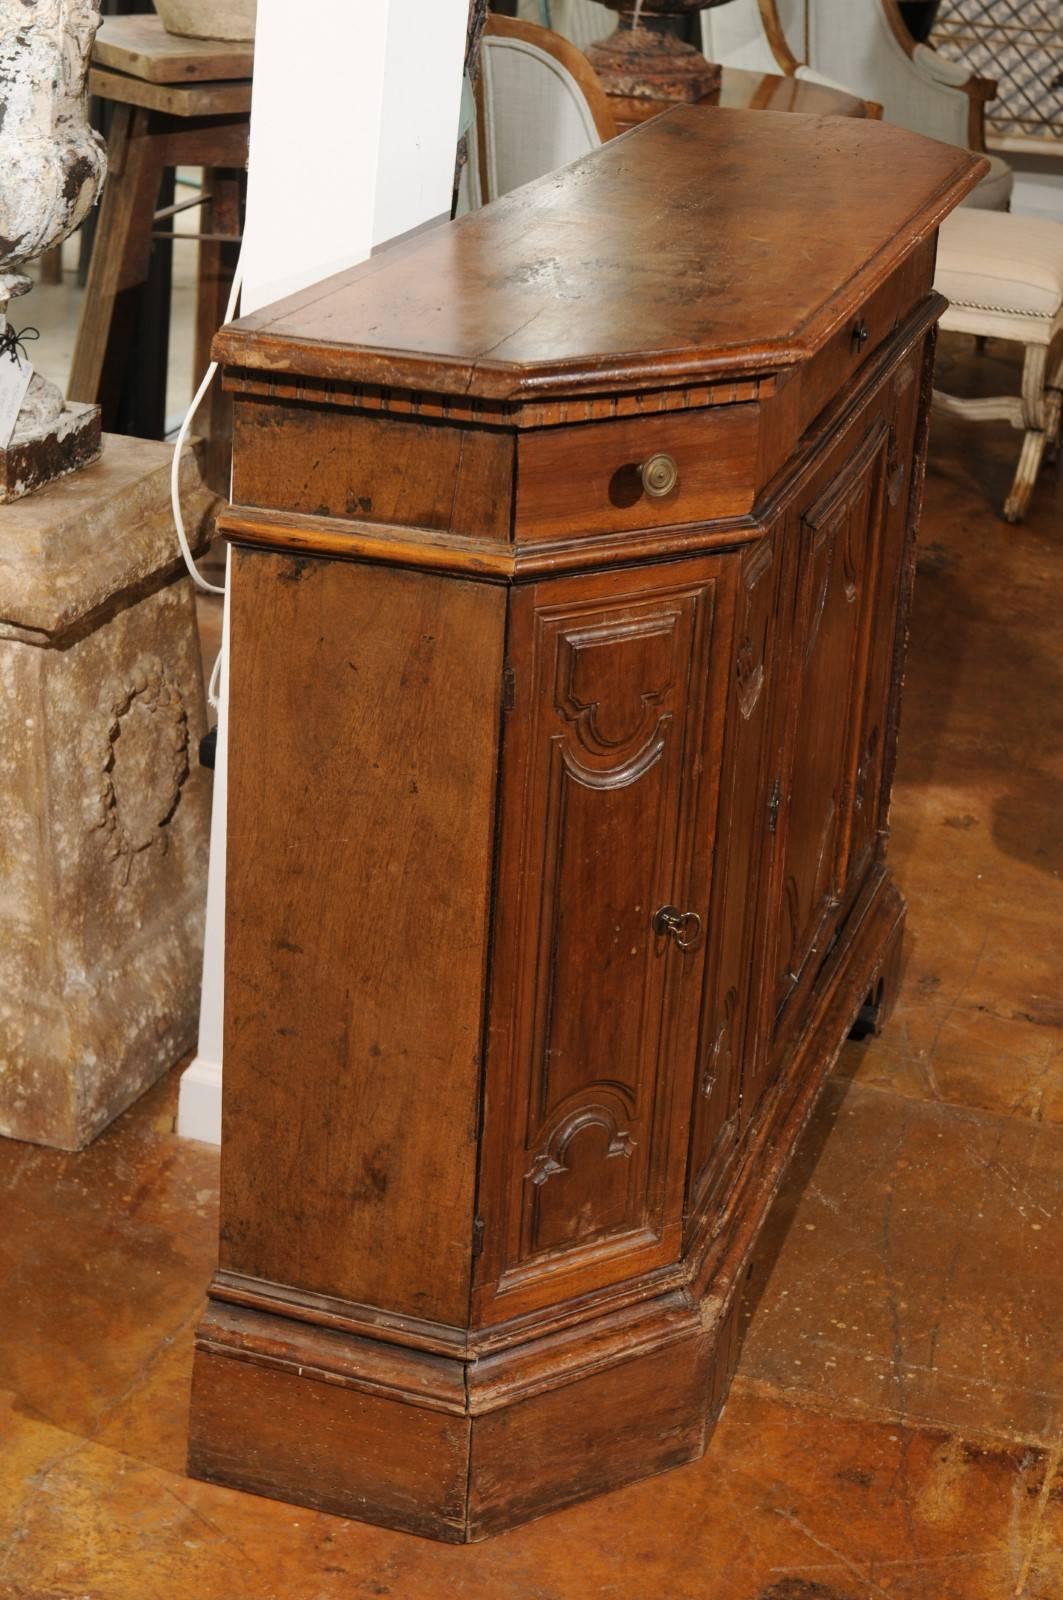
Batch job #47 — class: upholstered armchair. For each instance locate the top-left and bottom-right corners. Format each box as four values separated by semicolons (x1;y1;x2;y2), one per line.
700;0;859;97
704;0;1012;208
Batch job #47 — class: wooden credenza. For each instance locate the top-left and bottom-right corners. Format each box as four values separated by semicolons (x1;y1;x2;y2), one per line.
188;107;982;1541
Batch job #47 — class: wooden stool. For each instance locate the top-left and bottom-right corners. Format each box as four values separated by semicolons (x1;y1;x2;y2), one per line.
934;208;1063;523
68;16;251;488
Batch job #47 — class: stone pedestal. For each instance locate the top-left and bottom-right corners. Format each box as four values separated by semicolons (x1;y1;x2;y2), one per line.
0;435;216;1150
0;397;102;505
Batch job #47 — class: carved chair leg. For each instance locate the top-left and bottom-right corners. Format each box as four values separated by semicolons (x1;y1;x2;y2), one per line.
1004;344;1049;524
1044;344;1063;466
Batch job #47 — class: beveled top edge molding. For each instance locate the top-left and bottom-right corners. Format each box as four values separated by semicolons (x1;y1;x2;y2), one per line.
214;109;984;404
224;370;778;430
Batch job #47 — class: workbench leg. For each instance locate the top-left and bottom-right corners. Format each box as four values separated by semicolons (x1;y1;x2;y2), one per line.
69;103;166;426
194;166;243;495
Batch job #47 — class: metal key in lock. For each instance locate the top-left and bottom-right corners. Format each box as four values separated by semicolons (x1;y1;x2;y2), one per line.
653;904;703;952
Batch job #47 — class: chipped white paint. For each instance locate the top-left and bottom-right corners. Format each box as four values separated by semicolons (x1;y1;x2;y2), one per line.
0;0;105;438
153;0;256;43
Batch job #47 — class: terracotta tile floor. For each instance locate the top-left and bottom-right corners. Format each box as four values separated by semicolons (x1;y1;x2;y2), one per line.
2;334;1062;1599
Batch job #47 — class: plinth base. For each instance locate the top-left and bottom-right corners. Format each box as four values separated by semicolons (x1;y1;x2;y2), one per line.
188;875;906;1541
0;401;102;504
586;28;720;103
0;436;215;1149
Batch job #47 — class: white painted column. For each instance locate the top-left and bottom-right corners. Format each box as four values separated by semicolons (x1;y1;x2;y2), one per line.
178;0;470;1142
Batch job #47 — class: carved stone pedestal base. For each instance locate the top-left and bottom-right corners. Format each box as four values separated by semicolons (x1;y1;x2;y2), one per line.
0;399;102;504
0;435;216;1150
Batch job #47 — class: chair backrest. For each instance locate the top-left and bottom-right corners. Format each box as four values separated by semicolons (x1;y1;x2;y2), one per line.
701;0;795;74
461;16;617;212
791;0;973;146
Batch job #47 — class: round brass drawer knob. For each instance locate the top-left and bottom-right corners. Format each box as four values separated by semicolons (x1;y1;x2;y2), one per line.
640;452;679;499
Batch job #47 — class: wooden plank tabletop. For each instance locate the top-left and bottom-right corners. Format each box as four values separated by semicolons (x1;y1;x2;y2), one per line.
93;14;253;85
89;65;252;117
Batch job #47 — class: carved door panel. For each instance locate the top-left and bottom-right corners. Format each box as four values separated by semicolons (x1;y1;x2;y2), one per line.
769;417;891;1036
475;555;737;1325
685;533;780;1236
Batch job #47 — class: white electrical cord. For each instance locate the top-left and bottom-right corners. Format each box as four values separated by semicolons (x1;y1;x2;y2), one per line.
170;254;244;600
171;250;244;708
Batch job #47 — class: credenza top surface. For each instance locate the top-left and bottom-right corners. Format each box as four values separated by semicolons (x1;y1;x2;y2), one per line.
217;105;982;403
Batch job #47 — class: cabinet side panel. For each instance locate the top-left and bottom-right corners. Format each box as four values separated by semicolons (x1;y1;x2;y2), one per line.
220;551;506;1325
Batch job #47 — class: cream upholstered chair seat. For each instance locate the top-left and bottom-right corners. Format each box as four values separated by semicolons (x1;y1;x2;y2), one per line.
936;210;1063;340
934;209;1063;521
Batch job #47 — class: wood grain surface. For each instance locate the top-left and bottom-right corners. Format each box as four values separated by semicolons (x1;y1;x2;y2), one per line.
93;14;253;85
219;552;506;1325
190;107;974;1542
215;107;983;399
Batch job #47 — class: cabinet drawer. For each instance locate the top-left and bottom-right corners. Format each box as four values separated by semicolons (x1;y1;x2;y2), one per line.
515;404;760;543
796;236;935;433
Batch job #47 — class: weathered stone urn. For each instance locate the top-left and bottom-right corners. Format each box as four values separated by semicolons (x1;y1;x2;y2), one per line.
586;0;736;102
0;0;107;501
153;0;256;42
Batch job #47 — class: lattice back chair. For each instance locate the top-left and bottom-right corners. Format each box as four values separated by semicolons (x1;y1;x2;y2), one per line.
932;0;1063;157
459;14;618;213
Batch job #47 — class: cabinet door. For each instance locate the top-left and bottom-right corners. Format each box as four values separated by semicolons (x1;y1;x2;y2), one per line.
847;343;927;885
685;533;780;1234
475;555;736;1325
770;416;891;1035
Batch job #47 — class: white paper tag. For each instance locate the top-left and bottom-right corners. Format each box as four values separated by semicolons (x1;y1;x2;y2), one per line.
0;352;33;450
